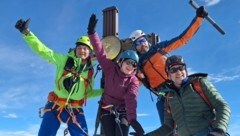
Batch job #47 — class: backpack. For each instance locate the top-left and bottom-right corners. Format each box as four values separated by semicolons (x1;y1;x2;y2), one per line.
136;47;169;92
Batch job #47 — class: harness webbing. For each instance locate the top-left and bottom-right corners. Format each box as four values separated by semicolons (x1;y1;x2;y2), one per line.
57;61;94;107
138;48;169;94
48;92;84;107
82;67;94;106
44;93;89;136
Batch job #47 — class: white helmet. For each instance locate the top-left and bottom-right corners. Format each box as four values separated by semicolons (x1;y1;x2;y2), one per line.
129;30;145;42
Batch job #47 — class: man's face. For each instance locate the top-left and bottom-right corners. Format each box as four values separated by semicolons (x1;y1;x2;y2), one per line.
134;37;150;54
75;45;91;60
168;65;187;88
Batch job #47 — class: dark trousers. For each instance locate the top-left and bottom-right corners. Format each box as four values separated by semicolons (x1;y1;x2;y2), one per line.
100;109;129;136
156;95;165;125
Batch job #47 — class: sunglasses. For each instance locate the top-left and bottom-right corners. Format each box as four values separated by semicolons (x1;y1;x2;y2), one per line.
169;65;185;73
124;59;137;68
134;37;147;47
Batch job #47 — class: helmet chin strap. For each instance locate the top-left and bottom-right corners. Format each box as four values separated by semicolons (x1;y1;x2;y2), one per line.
117;59;124;67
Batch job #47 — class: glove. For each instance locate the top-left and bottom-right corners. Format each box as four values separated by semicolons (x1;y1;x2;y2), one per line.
15;18;31;35
130;120;145;136
207;128;225;136
196;6;208;18
87;14;98;35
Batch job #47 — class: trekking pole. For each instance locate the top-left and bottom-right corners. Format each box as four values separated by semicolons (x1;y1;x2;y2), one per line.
93;103;102;136
129;132;137;136
94;64;102;78
189;0;225;35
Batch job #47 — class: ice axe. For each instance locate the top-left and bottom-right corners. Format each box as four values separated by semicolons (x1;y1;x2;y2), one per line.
189;0;225;35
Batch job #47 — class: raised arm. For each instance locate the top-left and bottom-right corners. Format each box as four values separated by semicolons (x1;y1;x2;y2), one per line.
159;6;208;53
87;14;114;72
15;18;64;65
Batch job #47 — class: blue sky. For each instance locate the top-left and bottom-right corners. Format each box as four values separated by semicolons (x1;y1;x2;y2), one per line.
0;0;240;135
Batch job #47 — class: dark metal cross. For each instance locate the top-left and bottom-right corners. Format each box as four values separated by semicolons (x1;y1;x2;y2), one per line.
102;6;160;52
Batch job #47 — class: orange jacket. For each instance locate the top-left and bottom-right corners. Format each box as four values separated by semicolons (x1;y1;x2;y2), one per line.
137;16;203;90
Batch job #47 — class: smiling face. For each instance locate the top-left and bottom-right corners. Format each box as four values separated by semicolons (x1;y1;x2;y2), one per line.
120;59;137;75
134;37;150;54
168;65;187;88
75;45;91;60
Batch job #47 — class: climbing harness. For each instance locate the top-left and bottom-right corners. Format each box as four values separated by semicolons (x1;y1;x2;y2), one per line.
38;55;97;136
101;105;124;136
39;92;88;136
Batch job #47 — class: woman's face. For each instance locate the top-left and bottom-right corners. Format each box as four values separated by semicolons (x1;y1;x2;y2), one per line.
75;45;91;60
120;59;137;75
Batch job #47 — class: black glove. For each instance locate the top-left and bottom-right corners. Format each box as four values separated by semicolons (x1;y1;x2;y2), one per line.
15;18;31;34
87;14;98;35
130;120;145;136
196;6;208;18
207;128;225;136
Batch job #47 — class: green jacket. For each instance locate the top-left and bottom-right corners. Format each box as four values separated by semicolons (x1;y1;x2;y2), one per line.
146;75;231;136
23;32;102;102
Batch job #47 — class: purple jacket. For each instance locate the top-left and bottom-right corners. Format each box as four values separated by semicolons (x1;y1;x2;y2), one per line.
89;32;139;122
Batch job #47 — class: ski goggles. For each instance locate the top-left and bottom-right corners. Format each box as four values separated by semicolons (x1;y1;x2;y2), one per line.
169;65;185;73
124;59;137;68
133;37;147;47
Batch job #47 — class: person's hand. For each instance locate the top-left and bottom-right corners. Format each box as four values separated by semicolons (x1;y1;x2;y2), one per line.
87;14;98;35
207;128;225;136
15;18;31;35
130;120;145;136
196;6;208;18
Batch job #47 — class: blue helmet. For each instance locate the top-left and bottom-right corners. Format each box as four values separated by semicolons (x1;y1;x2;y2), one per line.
119;50;139;63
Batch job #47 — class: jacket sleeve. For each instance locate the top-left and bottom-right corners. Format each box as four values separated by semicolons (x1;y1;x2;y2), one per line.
124;77;139;122
200;78;231;133
89;32;114;73
86;88;103;98
146;107;174;136
85;70;103;98
23;32;64;65
158;16;203;53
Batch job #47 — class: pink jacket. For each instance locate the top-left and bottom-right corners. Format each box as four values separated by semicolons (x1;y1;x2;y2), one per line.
89;32;139;121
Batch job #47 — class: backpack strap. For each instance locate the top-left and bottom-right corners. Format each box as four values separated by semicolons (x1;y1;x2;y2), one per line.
166;92;172;113
191;77;216;127
82;65;94;106
192;79;213;109
137;46;169;92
